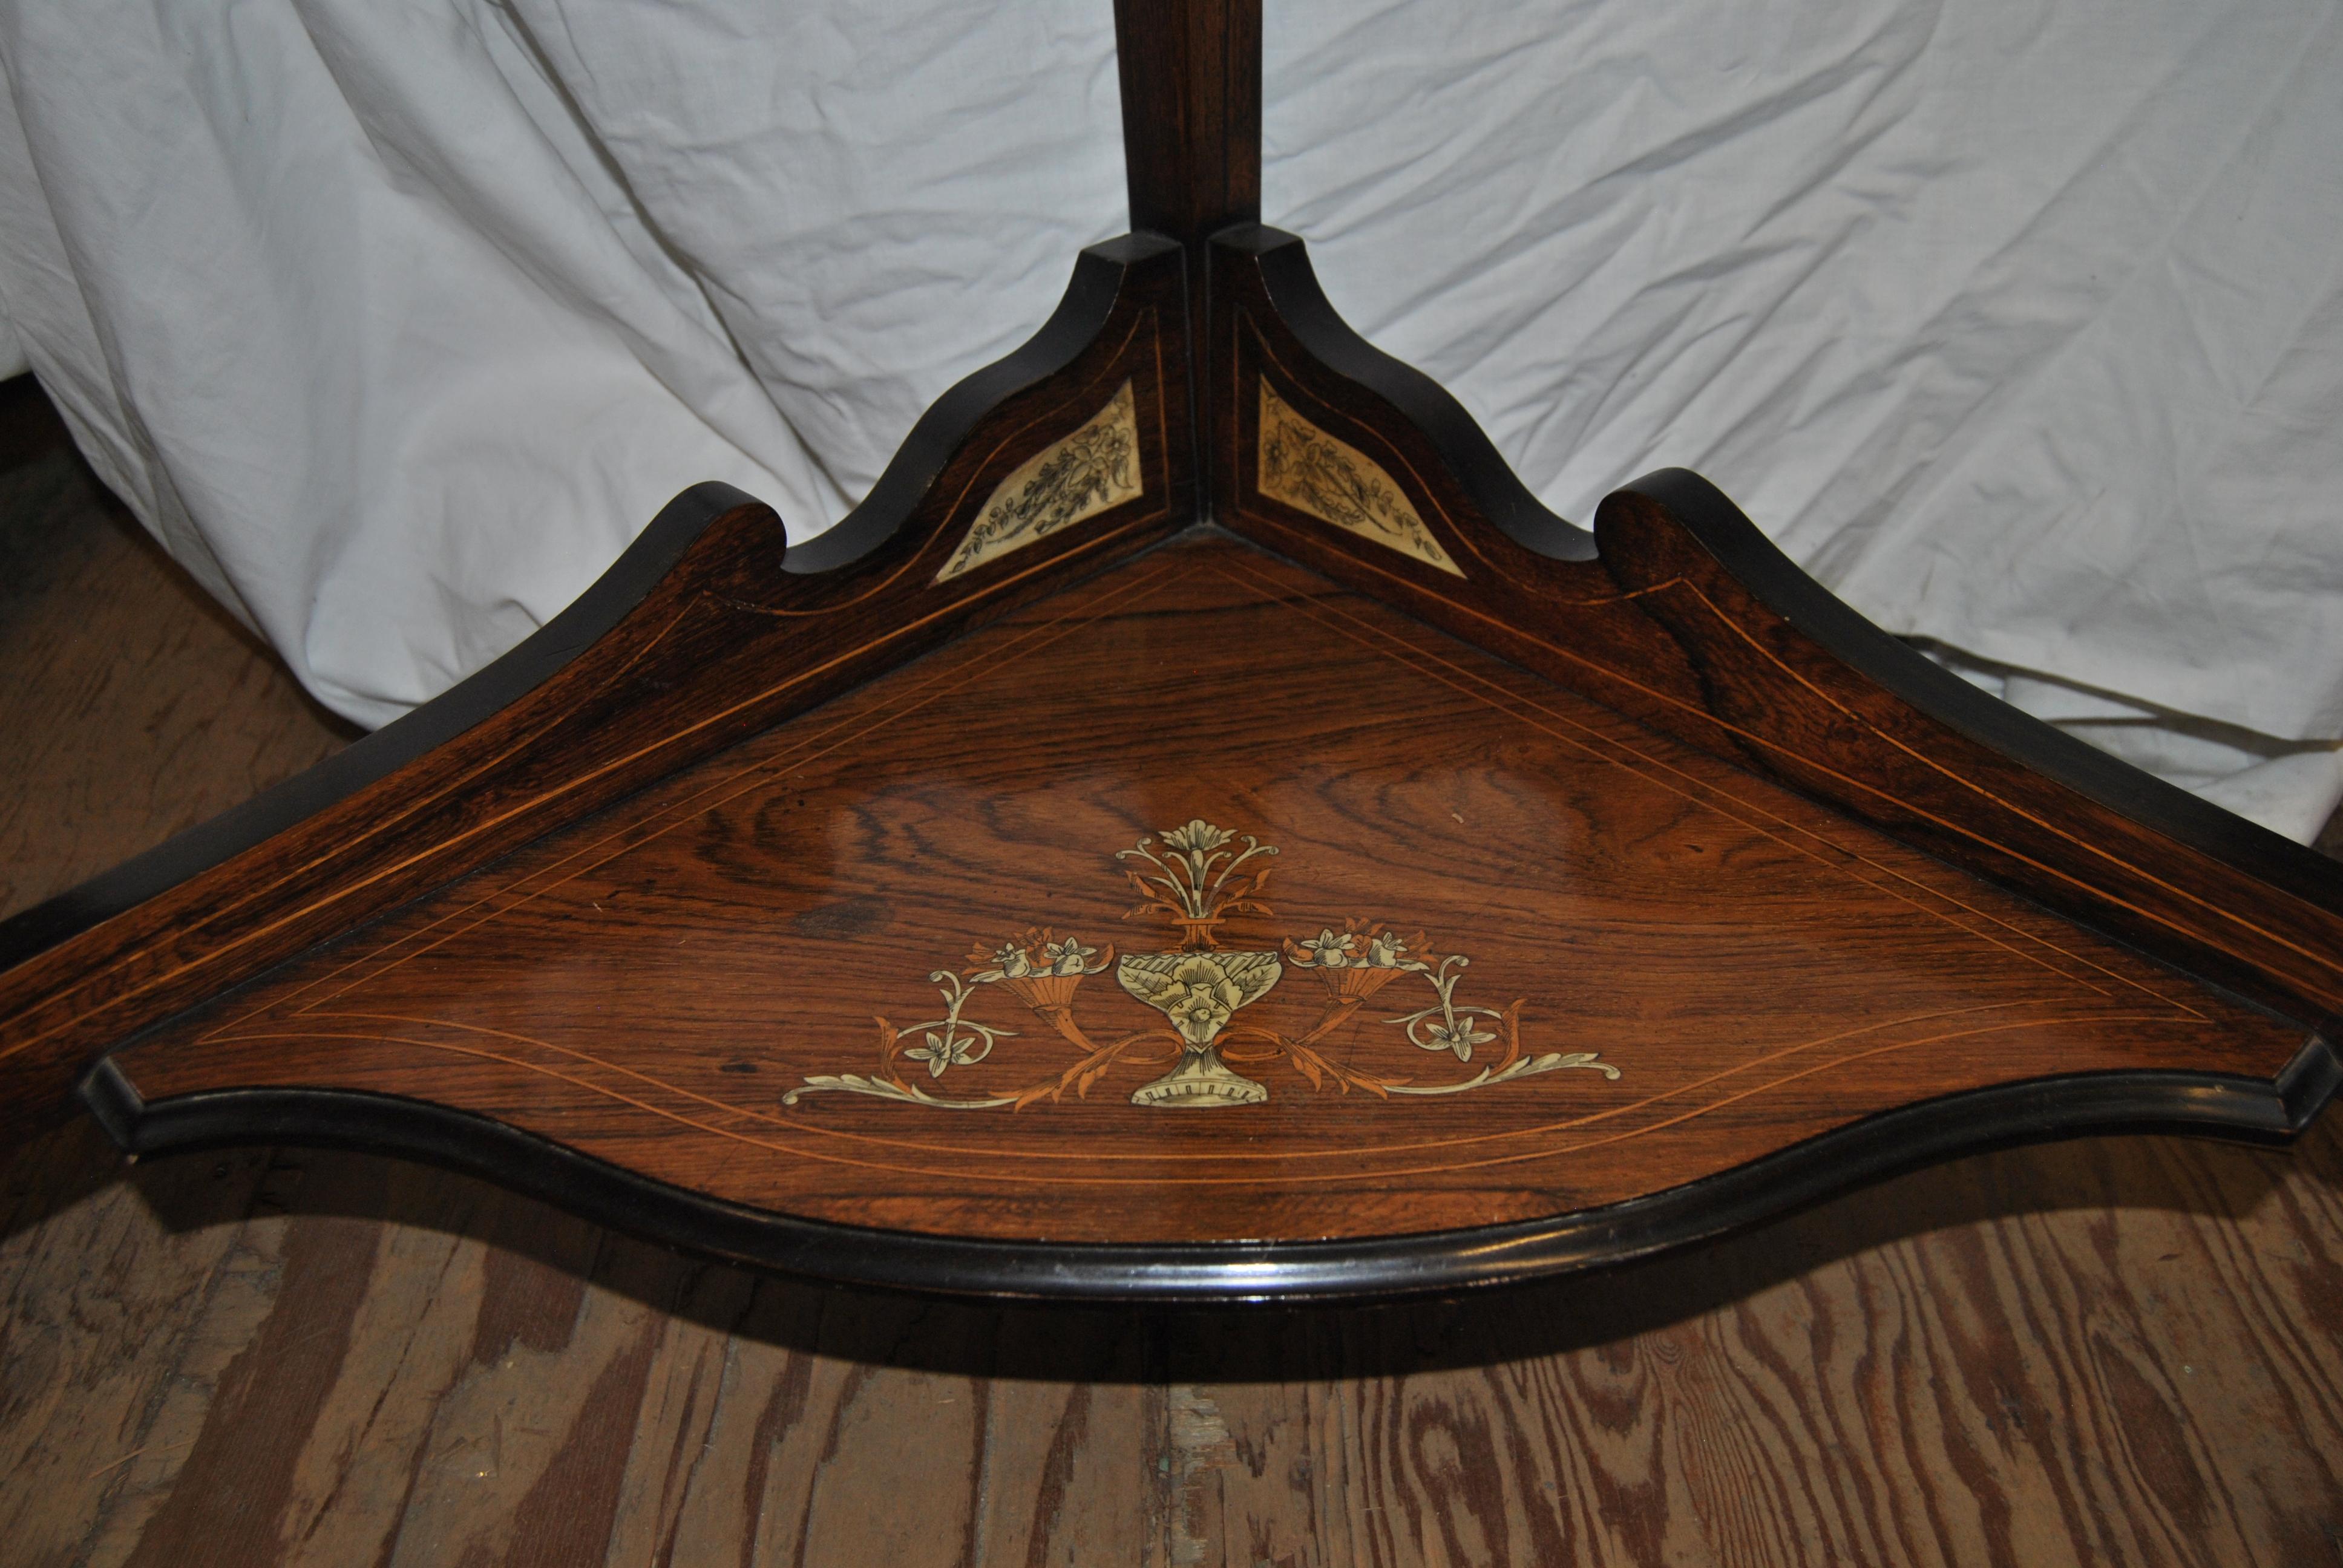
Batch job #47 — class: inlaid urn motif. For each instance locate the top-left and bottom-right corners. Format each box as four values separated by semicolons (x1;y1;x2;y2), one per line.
1110;820;1283;1106
1116;950;1281;1105
782;817;1620;1112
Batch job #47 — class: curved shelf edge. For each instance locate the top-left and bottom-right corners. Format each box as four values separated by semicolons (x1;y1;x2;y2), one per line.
790;231;1189;575
79;1034;2338;1304
1207;224;2343;1032
1207;222;1596;562
1611;467;2343;918
1593;474;2343;1027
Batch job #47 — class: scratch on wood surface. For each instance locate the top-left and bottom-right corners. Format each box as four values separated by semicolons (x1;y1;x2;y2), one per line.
1166;1383;1238;1566
84;1440;193;1484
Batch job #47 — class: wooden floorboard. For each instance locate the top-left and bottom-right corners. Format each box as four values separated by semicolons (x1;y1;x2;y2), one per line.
2;376;2340;1566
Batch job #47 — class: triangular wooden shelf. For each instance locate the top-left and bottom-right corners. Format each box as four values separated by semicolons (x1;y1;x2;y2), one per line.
4;9;2338;1299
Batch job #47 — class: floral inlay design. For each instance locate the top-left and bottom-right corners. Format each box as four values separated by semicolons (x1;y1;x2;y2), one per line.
935;380;1142;583
1257;381;1463;577
783;817;1619;1111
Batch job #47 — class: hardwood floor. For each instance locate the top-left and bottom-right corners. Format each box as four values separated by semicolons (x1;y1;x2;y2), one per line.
4;377;2340;1566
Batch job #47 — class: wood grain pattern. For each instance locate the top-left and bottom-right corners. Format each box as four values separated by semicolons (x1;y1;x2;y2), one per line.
7;171;2339;1304
1114;0;1259;359
1208;223;2343;1034
0;235;1191;1148
5;457;2343;1562
101;538;2310;1259
1113;0;1259;250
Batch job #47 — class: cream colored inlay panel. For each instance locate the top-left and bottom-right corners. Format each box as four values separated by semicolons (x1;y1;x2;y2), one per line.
936;380;1142;583
1256;382;1463;577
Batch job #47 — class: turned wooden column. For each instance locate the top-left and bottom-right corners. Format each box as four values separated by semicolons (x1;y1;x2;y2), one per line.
1112;0;1261;252
1112;0;1261;508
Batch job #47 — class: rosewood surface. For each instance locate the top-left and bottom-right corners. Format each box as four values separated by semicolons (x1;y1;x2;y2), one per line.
97;537;2313;1277
1115;0;1259;434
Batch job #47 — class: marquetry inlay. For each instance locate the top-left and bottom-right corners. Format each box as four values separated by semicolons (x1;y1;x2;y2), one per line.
783;816;1619;1111
936;379;1142;582
96;538;2315;1257
1257;381;1463;577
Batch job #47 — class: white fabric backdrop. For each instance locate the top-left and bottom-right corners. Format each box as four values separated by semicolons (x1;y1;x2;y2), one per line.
1264;0;2343;840
0;0;2336;839
0;0;1126;722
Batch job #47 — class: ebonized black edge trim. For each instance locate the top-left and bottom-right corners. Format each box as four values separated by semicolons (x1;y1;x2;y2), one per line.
0;233;1188;977
0;479;761;973
1613;467;2343;924
80;1032;2336;1305
784;232;1185;573
1211;223;1598;564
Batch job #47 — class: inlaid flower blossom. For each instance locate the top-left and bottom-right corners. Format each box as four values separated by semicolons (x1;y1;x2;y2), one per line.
906;1029;980;1077
992;941;1032;979
1298;929;1354;967
1158;818;1230;898
1421;1015;1496;1062
1156;956;1247;1044
1043;936;1098;976
1160;819;1232;858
